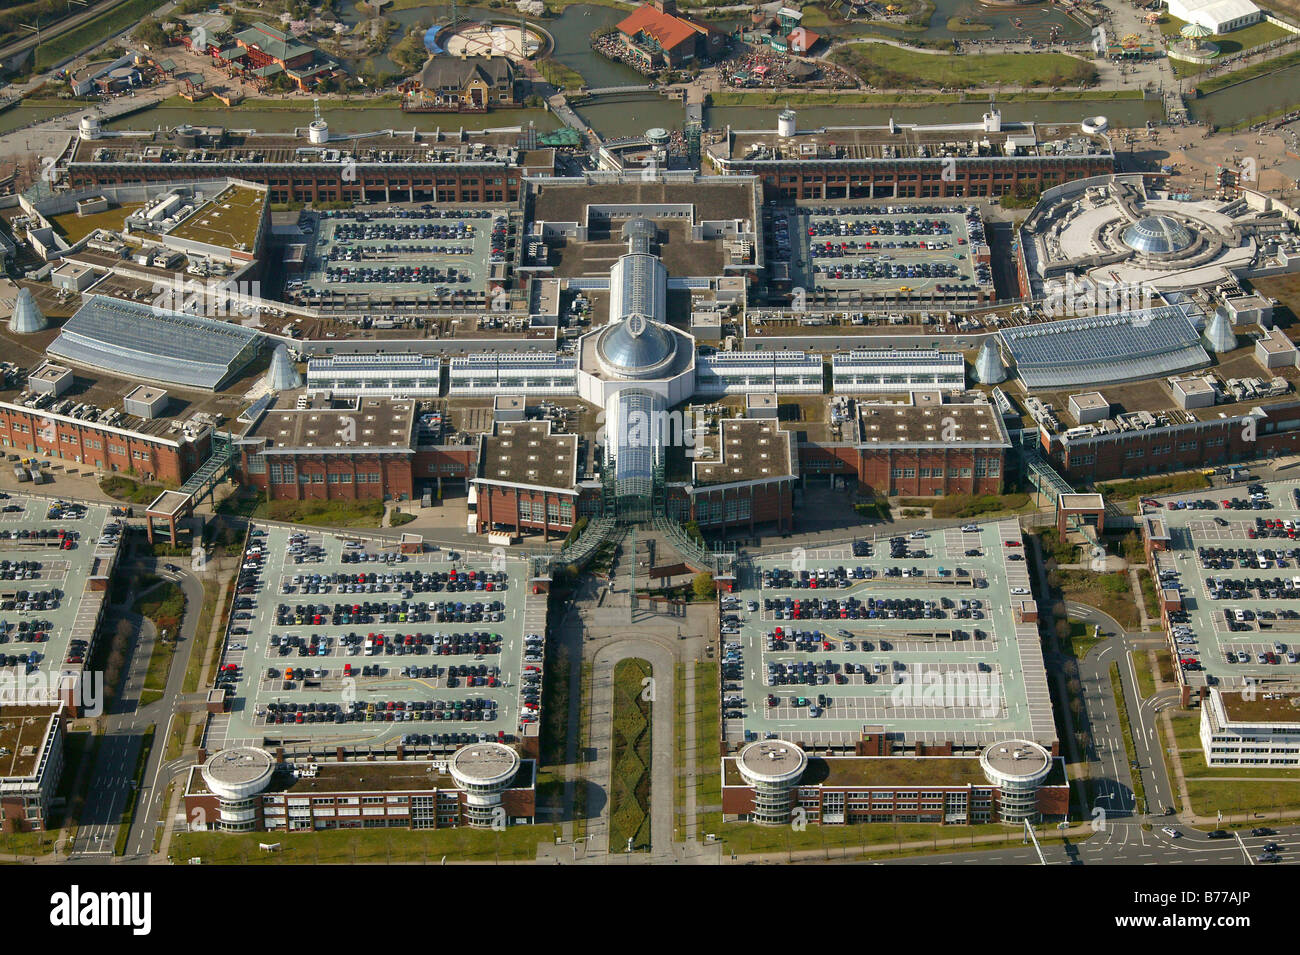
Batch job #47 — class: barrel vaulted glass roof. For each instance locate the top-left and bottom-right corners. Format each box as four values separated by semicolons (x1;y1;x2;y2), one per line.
607;389;666;490
49;295;262;391
609;252;667;325
1000;306;1210;390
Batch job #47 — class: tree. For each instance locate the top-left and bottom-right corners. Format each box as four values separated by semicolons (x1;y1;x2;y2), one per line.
133;18;168;50
692;572;716;601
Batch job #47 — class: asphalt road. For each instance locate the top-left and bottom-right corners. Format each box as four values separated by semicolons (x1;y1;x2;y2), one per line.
66;553;205;862
878;822;1300;866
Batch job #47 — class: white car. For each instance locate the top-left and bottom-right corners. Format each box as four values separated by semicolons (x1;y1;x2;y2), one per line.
1010;587;1030;595
909;531;926;539
961;524;979;532
1161;827;1182;839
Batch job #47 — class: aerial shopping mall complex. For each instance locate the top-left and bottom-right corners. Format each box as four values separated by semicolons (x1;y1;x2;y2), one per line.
6;3;1300;878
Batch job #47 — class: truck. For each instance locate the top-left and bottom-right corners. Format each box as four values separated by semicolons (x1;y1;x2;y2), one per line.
12;465;29;482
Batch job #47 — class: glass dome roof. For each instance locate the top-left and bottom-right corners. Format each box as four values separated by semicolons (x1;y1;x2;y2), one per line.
1123;215;1194;255
596;314;675;378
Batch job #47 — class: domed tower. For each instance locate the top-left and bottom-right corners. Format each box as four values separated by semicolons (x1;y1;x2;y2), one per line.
1123;215;1193;256
265;344;303;391
9;287;47;334
595;313;678;381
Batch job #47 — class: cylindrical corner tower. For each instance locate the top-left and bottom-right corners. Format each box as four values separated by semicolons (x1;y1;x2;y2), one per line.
736;738;808;825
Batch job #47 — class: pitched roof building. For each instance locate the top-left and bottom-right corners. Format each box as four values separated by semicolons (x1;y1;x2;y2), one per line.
615;1;725;69
408;55;518;110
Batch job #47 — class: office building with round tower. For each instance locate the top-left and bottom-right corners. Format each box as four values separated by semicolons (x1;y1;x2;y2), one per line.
979;740;1054;823
734;738;809;825
199;746;276;832
449;742;523;827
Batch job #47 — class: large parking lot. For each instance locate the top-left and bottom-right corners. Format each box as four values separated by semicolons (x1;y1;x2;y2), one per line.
290;205;510;304
720;518;1054;751
778;204;989;297
1145;478;1300;690
0;492;121;688
201;524;539;755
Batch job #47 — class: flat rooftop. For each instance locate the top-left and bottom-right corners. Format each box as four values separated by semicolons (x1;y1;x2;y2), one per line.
0;496;122;689
856;398;1009;448
71;128;535;168
1220;690;1300;725
0;315;263;441
548;217;726;281
245;395;416;453
168;184;265;252
531;179;757;228
726;516;1054;750
0;705;59;780
1144;478;1300;690
693;418;794;486
712;121;1111;163
200;525;536;754
477;420;578;491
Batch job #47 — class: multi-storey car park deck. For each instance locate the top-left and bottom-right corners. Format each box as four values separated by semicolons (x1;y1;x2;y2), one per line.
291;205;511;306
779;205;988;301
722;518;1055;752
0;495;121;708
200;524;537;758
1142;478;1300;694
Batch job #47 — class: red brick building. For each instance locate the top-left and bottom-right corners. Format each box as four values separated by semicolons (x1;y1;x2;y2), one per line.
688;417;797;534
0;705;65;833
1051;399;1300;484
0;398;210;485
184;756;535;833
721;739;1067;827
472;420;581;541
799;395;1010;497
238;396;417;502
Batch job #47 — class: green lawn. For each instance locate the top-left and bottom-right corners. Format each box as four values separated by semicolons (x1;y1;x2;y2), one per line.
1055;568;1142;632
100;475;165;505
1132;650;1157;700
1161;13;1289;58
182;576;225;694
710;89;1145;108
170;823;556;864
135;581;186;693
695;660;721;839
1109;662;1146;813
831;43;1098;90
898;492;1031;520
1098;472;1211;501
1194;45;1300;93
34;0;168;71
1135;567;1160;623
712;819;1058;857
608;657;653;852
217;489;387;528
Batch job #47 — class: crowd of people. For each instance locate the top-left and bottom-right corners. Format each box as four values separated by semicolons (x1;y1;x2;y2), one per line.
591;31;659;77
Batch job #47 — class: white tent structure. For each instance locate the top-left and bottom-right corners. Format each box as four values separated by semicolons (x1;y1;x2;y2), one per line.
1166;0;1261;34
